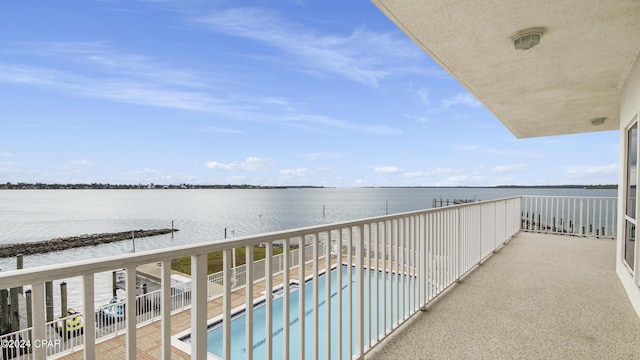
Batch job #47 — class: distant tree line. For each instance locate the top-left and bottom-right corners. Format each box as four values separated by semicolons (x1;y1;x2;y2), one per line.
495;184;617;189
1;182;617;190
0;182;326;190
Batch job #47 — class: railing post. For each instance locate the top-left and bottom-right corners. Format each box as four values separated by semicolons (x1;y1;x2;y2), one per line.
191;253;208;360
160;260;171;360
312;234;319;360
31;282;45;360
457;208;463;282
125;267;137;360
83;274;96;360
282;238;290;360
493;202;498;252
478;205;483;264
399;219;405;321
265;243;273;360
411;216;417;314
336;230;343;360
245;246;254;360
347;227;353;357
580;198;584;235
381;221;387;332
374;223;380;342
366;224;372;345
298;236;306;360
223;249;232;360
420;214;427;308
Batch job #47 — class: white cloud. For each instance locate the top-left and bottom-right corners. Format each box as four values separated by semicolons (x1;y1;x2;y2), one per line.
193;8;425;87
302;152;342;161
205;157;271;171
0;58;401;135
492;164;527;173
449;144;481;151
566;163;617;177
444;175;469;183
70;160;93;166
415;88;430;106
191;126;242;134
0;152;12;158
448;144;543;158
403;168;459;178
404;114;429;123
0;61;228;113
280;168;309;176
442;93;481;108
374;166;401;174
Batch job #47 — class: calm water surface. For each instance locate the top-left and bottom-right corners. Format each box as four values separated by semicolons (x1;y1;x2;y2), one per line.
0;188;616;309
0;187;618;267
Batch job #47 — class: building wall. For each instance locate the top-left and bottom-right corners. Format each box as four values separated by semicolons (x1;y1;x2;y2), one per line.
619;50;640;318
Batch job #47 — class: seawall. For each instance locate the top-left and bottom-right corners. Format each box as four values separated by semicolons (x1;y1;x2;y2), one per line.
0;229;178;258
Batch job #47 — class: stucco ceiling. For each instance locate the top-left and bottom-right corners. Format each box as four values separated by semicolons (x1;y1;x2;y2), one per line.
372;0;640;138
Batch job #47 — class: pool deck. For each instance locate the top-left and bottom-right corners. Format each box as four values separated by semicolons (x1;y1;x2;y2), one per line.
366;232;640;359
59;260;327;359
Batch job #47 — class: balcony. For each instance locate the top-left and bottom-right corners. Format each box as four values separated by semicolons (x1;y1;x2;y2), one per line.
1;195;637;359
368;231;640;359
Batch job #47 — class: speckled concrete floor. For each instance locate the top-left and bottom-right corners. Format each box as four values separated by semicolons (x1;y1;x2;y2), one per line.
367;232;640;360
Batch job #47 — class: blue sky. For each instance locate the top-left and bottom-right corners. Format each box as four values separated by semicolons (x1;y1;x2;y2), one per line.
0;0;619;187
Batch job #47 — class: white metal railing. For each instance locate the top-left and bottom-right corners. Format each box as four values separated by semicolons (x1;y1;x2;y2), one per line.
520;196;617;238
0;197;522;359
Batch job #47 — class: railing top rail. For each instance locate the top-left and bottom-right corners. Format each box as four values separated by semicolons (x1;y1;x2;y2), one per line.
520;195;617;200
0;196;521;287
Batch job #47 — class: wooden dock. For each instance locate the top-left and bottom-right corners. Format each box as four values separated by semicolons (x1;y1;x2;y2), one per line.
432;198;478;208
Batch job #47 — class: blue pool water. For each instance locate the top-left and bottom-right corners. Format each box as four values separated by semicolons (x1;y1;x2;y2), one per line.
204;266;416;359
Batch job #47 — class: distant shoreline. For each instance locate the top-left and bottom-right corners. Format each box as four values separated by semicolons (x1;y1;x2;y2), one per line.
0;183;618;190
369;185;617;189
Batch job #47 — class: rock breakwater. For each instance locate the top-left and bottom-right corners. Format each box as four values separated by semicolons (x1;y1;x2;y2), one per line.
0;229;178;258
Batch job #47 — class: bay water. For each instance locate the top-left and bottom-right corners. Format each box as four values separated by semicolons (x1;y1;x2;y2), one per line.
0;187;616;311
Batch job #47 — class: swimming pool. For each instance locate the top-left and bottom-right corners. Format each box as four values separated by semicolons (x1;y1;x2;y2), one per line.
200;265;417;359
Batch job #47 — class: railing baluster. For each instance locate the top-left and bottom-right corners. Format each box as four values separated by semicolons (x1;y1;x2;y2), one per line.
298;236;306;360
336;230;343;360
265;242;273;360
440;211;445;293
223;249;232;360
420;214;427;307
394;218;400;328
356;224;364;358
400;218;406;322
282;238;290;360
125;267;137;359
324;231;331;360
519;196;616;239
245;245;254;360
381;220;387;335
374;222;380;343
312;233;319;360
365;224;371;348
411;215;417;313
347;227;353;358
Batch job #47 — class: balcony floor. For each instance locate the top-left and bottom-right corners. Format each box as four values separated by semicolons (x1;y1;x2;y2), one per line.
367;232;640;360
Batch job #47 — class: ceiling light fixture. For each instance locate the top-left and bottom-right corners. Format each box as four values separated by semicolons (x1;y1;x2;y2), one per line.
590;117;607;126
511;27;546;50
